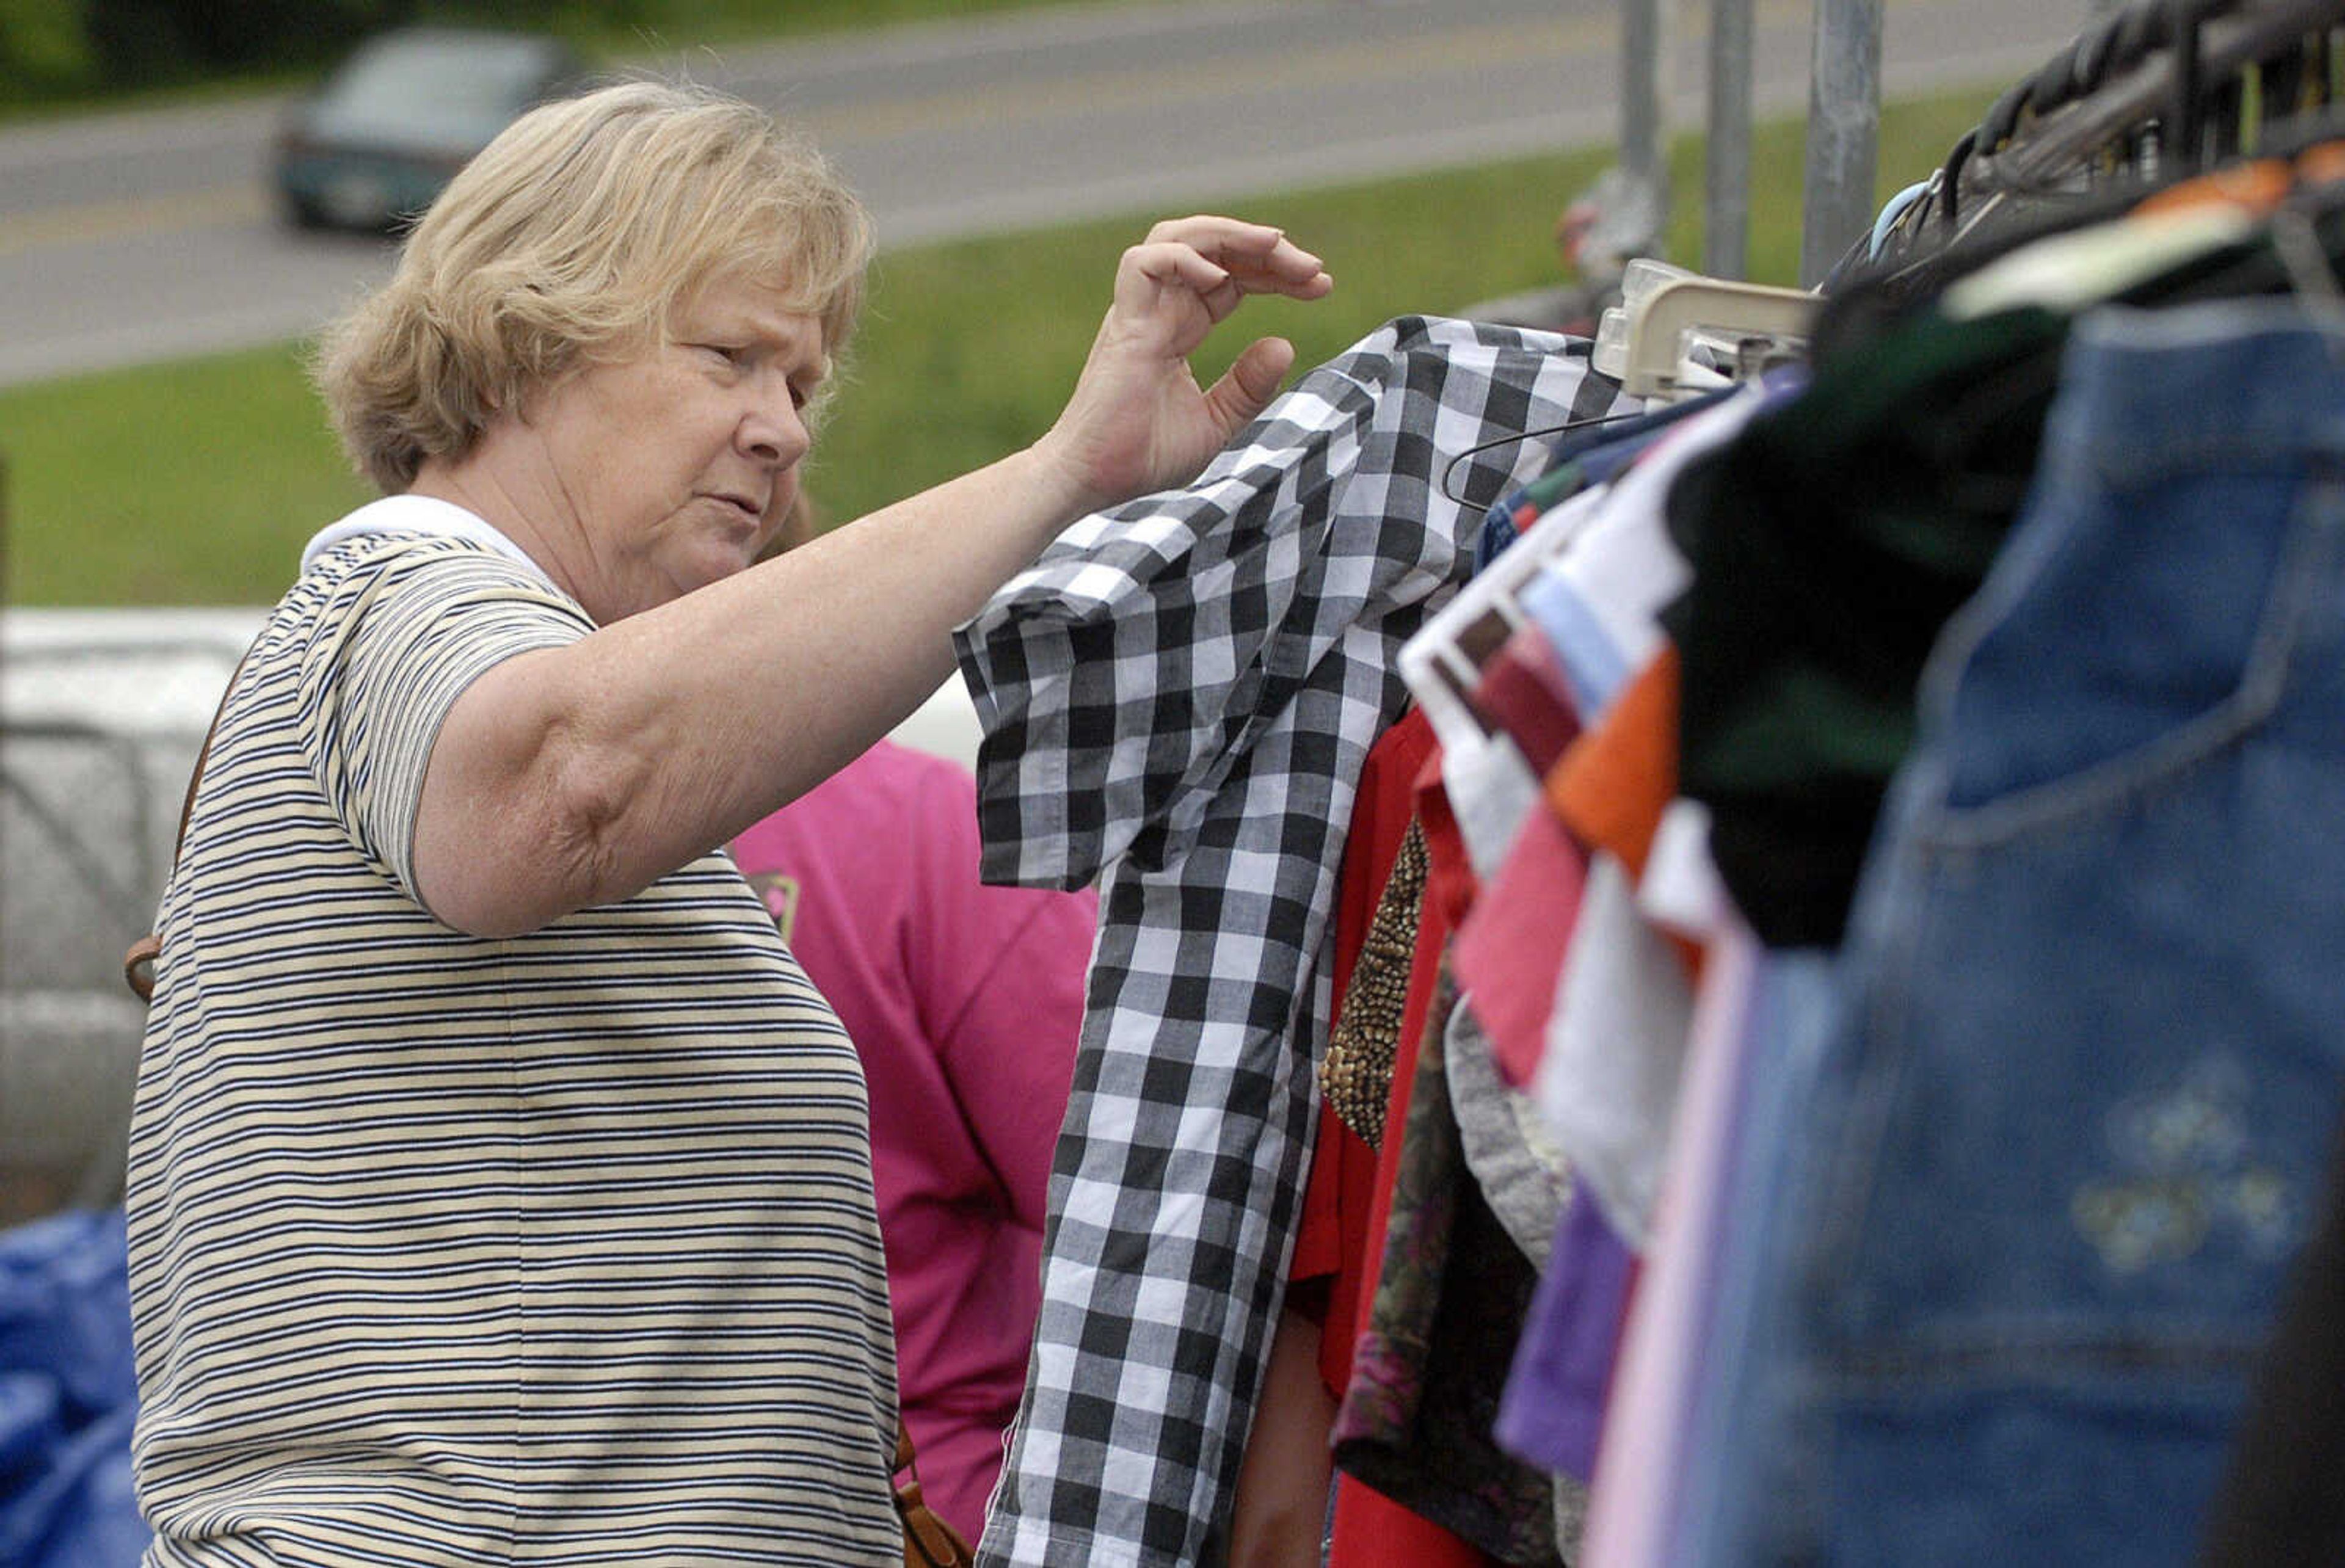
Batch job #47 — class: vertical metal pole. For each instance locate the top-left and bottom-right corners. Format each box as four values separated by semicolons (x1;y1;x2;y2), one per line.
1622;0;1666;195
1705;0;1755;279
1800;0;1883;286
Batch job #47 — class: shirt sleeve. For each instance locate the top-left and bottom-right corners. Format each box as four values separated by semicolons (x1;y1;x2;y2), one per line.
295;537;593;909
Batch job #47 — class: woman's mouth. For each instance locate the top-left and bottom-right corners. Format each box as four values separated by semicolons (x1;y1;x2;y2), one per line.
707;492;765;529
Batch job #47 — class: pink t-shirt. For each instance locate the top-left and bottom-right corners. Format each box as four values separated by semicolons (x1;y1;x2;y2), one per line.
731;741;1095;1540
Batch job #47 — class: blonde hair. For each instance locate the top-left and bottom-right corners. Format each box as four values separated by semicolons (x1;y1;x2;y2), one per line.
313;78;875;493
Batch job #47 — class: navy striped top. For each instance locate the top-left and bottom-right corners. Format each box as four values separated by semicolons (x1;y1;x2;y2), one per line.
126;534;901;1566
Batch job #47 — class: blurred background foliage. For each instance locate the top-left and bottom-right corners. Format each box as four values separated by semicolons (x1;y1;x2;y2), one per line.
0;0;1113;111
0;82;2002;604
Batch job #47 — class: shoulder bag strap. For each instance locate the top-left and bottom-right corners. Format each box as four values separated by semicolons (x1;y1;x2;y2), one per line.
124;645;257;1003
895;1418;976;1568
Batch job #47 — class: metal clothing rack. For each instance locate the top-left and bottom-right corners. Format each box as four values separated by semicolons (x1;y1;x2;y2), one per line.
1601;0;1881;288
1800;0;1884;286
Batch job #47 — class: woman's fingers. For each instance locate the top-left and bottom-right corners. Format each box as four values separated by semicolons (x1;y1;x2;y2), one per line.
1123;219;1334;308
1128;241;1232;299
1199;335;1300;438
1042;214;1332;510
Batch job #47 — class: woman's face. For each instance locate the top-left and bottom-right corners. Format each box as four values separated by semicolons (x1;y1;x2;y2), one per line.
528;271;827;623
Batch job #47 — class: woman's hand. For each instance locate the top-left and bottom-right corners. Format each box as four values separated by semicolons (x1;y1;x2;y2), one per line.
1038;216;1332;513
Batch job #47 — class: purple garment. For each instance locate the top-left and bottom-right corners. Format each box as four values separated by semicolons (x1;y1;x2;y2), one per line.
1494;1186;1638;1481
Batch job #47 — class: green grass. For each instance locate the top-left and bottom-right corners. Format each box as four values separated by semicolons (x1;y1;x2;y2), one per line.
0;343;365;604
0;81;2002;606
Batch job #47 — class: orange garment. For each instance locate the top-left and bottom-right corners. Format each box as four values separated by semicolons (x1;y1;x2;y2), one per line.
2298;141;2345;189
2131;157;2293;218
2128;141;2345;220
1546;647;1702;981
1546;645;1678;882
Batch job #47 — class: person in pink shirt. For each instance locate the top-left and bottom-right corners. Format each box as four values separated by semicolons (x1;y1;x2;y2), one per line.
732;721;1094;1541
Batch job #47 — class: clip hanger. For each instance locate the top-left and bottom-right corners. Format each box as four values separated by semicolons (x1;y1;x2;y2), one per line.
1620;276;1817;399
1400;485;1609;752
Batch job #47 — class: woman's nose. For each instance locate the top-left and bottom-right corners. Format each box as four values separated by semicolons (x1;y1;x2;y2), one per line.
740;384;809;467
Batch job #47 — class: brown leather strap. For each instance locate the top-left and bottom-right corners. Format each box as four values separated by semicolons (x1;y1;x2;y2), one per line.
124;645;257;1003
123;932;162;1004
893;1418;976;1567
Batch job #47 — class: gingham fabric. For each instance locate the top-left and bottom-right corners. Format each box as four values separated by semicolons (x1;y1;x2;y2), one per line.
953;316;1637;1567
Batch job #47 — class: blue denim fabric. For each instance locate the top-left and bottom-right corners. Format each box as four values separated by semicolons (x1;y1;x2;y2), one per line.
1688;299;2345;1567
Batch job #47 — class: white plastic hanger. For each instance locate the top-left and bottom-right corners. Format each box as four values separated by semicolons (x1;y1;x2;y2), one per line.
1620;275;1817;399
1593;258;1703;380
1399;483;1609;755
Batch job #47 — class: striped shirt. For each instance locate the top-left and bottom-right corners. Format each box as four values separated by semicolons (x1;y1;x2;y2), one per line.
125;534;901;1566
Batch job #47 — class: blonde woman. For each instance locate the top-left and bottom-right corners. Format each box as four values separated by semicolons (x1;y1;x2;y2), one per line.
125;78;1328;1566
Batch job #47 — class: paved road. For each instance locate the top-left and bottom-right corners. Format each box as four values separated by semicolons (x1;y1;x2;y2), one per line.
0;0;2095;388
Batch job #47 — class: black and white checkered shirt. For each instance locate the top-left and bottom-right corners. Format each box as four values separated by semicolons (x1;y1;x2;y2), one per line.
954;316;1634;1567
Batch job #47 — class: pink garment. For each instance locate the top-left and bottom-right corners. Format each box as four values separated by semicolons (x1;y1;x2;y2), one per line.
1582;919;1759;1568
731;741;1097;1541
1450;801;1588;1091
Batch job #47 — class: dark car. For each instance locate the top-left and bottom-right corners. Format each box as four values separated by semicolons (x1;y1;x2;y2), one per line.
271;27;591;233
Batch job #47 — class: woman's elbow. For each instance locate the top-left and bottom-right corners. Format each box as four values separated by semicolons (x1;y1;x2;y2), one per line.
413;767;636;938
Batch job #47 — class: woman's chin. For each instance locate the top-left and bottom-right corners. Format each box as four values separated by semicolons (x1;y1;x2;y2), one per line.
684;546;760;594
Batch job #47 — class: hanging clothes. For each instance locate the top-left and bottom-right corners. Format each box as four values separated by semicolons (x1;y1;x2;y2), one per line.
1657;287;2345;1565
1298;711;1442;1366
1318;708;1510;1568
956;314;1636;1567
2198;1113;2345;1565
1330;958;1563;1566
1330;723;1584;1564
1659;305;2056;948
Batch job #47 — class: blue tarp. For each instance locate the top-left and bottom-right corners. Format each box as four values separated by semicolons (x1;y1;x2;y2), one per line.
0;1208;148;1567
